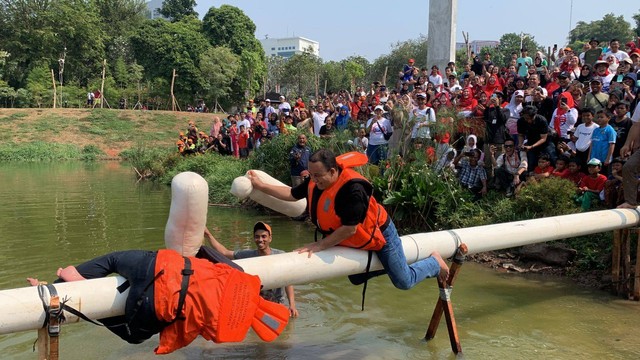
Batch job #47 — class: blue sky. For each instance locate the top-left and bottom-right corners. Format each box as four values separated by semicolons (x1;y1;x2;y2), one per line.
193;1;639;61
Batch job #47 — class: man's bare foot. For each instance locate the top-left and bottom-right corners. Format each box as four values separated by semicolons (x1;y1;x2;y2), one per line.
56;266;86;282
26;277;41;286
617;202;638;209
431;251;450;284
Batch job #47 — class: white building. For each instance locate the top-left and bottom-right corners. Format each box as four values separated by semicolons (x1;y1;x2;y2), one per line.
260;37;320;59
455;40;499;54
146;0;166;19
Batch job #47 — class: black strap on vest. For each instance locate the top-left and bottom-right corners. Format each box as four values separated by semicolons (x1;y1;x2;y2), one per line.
173;257;193;322
357;206;382;311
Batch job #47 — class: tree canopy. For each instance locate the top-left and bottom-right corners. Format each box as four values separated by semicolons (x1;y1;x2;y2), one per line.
159;0;198;22
568;13;635;51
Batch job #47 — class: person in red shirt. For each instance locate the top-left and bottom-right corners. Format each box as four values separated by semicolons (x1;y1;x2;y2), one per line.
565;159;586;186
576;158;607;211
238;125;250;159
551;156;570;178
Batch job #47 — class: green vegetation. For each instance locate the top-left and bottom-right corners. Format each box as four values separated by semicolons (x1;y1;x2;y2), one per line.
0;142;80;161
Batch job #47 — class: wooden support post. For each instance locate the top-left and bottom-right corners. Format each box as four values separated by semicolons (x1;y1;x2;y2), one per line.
425;244;468;355
51;69;57;109
634;229;640;300
612;229;621;295
623;229;631;296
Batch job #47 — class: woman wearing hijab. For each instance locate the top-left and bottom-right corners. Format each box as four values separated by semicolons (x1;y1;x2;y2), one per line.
548;92;577;143
456;87;477;118
482;75;502;99
505;90;525;145
334;105;351;131
578;64;593;85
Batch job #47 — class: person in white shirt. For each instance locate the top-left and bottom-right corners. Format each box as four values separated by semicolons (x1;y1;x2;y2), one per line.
410;93;436;140
572;107;598;168
278;96;291;116
264;99;276;120
312;103;329;136
365;105;392;166
604;39;629;62
428;66;444;92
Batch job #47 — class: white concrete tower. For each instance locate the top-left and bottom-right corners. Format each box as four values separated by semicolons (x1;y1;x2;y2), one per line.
426;0;458;71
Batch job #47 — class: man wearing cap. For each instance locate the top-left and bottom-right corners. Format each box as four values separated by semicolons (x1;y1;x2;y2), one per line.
205;223;299;317
581;78;609;112
264;99;276;120
593;60;614;93
278;95;291;116
403;59;416;82
583;38;603;67
410;93;436;142
629;49;640;71
552;72;572;106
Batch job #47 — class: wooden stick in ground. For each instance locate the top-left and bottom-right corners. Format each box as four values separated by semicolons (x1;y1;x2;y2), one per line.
612;229;621;295
100;59;106;109
425;244;468;354
51;69;57;109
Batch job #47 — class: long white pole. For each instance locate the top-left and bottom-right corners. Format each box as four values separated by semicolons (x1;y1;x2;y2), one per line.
0;208;637;335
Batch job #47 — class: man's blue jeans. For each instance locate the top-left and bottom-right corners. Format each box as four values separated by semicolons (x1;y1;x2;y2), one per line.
376;220;440;289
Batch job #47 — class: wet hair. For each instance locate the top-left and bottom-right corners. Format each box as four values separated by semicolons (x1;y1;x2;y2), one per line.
309;149;338;171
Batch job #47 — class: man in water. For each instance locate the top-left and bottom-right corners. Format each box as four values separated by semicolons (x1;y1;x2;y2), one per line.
205;221;299;317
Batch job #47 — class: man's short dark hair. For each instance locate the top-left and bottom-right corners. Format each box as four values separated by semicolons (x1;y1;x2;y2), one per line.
520;105;538;117
610;38;619;44
556;156;569;164
617;101;630;108
581;107;595;116
539;153;551;162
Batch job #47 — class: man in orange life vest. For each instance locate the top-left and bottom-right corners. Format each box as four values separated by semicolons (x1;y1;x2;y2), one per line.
247;149;449;290
27;249;289;354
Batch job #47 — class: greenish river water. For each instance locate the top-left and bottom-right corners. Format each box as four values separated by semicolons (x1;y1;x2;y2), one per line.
0;162;639;359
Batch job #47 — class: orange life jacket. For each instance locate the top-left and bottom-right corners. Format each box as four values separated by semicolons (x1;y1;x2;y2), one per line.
153;249;289;354
307;152;388;251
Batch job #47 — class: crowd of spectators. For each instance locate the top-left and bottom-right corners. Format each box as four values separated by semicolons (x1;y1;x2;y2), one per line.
179;37;640;210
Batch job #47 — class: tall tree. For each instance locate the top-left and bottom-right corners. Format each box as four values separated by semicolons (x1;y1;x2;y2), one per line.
633;10;640;37
130;17;210;103
201;5;265;103
0;0;106;88
568;13;634;50
159;0;198;22
266;55;286;92
199;46;240;107
282;51;322;97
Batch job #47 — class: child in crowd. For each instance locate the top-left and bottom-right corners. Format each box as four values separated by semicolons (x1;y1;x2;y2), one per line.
576;158;607;211
551;156;570;178
517;154;554;194
603;158;625;208
352;128;368;153
572;107;598;170
238;125;249;159
588;109;616;175
565;159;586;186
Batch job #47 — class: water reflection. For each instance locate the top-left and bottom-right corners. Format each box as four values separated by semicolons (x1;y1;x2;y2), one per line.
0;162;639;359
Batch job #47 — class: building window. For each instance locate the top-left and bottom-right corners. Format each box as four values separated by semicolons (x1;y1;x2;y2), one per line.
292;46;295;50
271;47;275;50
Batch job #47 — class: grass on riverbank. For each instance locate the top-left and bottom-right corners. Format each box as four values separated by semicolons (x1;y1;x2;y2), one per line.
0;108;221;160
